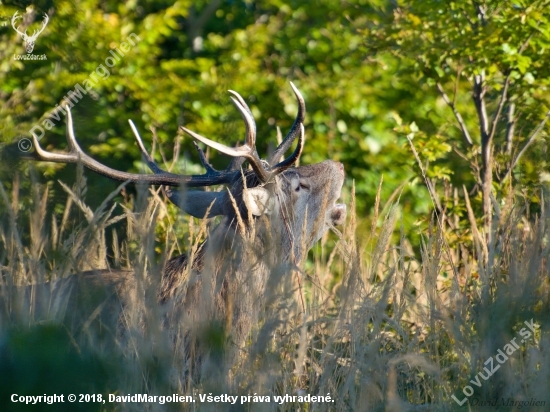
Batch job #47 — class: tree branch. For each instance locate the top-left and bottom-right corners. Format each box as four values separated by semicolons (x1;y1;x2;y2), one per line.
187;0;223;52
436;82;473;145
487;72;512;144
473;72;493;242
501;108;550;184
505;102;515;155
473;73;489;146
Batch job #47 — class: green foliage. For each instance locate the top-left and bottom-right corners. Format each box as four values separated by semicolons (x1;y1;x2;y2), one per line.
1;0;434;229
362;0;550;199
0;325;113;412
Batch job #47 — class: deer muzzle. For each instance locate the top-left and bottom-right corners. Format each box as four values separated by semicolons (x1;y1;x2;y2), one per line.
330;203;347;226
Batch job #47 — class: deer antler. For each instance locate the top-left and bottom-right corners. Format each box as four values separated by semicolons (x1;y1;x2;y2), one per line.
181;95;272;182
180;84;305;183
30;106;234;187
268;82;305;165
30;83;305;187
127;119;239;186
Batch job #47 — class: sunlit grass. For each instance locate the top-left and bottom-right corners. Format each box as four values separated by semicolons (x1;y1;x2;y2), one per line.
0;169;548;412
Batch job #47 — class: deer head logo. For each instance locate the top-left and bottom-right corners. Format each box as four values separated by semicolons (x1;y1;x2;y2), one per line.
11;11;49;54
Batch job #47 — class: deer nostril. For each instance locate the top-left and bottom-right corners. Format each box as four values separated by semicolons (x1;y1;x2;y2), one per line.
330;203;347;225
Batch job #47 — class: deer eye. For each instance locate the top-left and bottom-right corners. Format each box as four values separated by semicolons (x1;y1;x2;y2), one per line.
298;182;310;191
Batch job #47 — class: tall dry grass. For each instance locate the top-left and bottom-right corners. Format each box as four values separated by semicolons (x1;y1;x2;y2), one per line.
0;166;548;412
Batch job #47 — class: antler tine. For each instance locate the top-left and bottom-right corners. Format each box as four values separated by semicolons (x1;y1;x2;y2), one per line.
65;105;81;152
270;123;305;176
180;93;272;183
180;125;270;183
191;141;218;174
190;137;241;175
30;104;82;163
229;96;276;179
268;82;306;165
31;122;75;164
276;126;283;145
127;119;239;186
226;92;255;171
130;119;217;176
228;90;254;119
128;119;164;174
65;106;182;183
188;132;240;175
229;96;256;149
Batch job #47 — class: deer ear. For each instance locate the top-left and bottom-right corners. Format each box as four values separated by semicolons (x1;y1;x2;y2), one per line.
164;188;226;218
244;187;273;216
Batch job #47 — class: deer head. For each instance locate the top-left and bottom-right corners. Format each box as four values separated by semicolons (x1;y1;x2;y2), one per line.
25;84;347;354
29;83;346;272
12;11;49;54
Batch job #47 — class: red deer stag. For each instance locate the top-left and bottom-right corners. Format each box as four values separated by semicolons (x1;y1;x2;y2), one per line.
22;83;346;350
